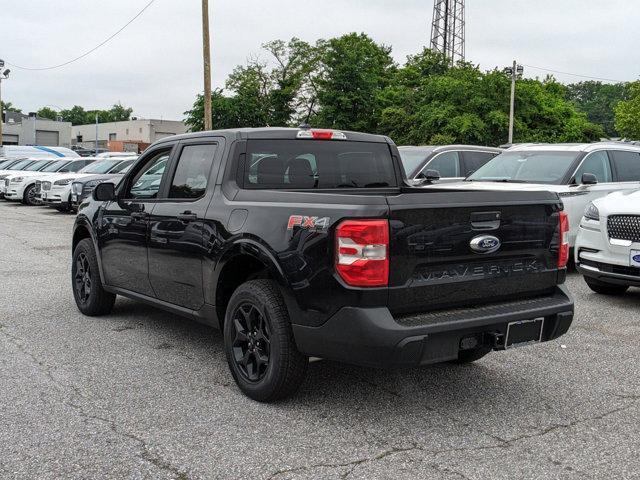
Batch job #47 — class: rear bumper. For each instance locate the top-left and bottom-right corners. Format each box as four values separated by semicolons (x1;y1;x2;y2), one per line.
292;285;574;368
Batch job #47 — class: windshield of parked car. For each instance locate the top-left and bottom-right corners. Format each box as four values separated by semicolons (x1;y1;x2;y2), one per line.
244;140;397;189
108;159;135;174
467;151;579;184
41;160;70;172
79;160;123;174
398;147;436;177
7;159;35;170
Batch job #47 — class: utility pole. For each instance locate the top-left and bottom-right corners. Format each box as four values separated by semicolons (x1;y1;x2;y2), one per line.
0;59;10;148
202;0;212;131
504;61;524;144
95;113;99;154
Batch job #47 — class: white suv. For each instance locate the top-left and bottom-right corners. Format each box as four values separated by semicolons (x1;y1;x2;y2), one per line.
575;191;640;294
451;143;640;247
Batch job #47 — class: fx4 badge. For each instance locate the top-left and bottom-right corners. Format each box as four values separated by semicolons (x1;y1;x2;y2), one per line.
287;215;330;231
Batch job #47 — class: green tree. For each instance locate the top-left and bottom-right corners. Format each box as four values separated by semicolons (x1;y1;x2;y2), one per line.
566;81;629;137
377;49;604;146
264;38;318;126
1;100;21;113
37;106;59;120
614;81;640;139
60;105;89;125
106;103;133;122
314;33;395;132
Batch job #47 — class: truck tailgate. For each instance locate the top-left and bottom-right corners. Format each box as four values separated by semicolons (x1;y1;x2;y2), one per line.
386;189;563;315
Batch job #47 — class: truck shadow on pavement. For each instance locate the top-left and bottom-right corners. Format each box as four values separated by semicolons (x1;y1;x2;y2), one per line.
107;298;542;411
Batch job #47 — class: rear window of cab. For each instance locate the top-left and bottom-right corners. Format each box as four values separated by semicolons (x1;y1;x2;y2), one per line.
242;139;397;190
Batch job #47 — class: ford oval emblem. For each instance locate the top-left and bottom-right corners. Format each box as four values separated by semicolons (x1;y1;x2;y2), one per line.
633;254;640;263
470;235;501;254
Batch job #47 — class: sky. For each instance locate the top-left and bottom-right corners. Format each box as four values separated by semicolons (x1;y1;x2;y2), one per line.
1;0;638;121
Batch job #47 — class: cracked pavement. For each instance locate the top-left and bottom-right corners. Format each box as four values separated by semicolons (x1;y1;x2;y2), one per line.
1;201;639;479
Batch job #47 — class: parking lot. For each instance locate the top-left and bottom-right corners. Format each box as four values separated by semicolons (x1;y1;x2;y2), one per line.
0;200;638;480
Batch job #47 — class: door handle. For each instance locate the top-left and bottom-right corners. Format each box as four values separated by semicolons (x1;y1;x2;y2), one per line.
177;211;198;222
131;212;148;221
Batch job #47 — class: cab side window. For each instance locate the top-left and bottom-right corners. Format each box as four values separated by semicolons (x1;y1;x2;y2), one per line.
611;151;640;182
168;144;217;199
573;151;612;183
425;151;460;178
126;150;171;200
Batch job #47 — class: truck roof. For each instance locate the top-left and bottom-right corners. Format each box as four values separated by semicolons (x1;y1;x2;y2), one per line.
153;127;394;146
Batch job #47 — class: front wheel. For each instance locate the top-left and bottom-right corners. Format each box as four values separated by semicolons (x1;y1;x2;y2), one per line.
584;276;629;295
224;280;308;402
22;184;38;206
72;238;116;315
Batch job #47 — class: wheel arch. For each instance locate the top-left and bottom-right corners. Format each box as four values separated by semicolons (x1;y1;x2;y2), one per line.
213;239;289;329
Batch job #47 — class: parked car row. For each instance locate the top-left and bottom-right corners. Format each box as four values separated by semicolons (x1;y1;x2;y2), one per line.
0;154;138;211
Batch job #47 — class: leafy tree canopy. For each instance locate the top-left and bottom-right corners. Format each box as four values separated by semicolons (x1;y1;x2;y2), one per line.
566;81;629;137
185;34;610;145
614;81;640;139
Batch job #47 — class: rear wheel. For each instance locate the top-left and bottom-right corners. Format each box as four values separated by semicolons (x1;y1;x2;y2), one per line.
72;238;116;315
22;184;38;206
584;276;629;295
224;280;308;402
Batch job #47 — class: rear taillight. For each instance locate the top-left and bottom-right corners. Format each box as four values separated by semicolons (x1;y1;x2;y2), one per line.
336;219;389;287
558;211;570;268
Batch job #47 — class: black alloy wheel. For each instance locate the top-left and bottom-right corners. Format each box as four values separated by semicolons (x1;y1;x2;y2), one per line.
24;184;37;205
230;302;271;382
74;253;92;304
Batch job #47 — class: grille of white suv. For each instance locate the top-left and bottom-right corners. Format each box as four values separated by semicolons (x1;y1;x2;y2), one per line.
41;181;52;191
607;215;640;243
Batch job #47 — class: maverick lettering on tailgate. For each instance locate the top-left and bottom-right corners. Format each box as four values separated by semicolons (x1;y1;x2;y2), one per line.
415;259;543;282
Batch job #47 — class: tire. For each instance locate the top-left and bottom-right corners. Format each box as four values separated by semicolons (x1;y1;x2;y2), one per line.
453;345;492;364
72;238;116;316
584;276;629;295
224;280;308;402
22;184;37;206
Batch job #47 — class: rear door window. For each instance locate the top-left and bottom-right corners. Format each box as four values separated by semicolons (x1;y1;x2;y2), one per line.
244;140;396;189
611;151;640;182
425;151;460;178
168;144;217;199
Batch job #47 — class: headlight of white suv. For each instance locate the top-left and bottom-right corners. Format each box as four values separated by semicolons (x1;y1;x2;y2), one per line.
54;178;75;186
10;177;24;183
584;203;600;222
71;182;83;194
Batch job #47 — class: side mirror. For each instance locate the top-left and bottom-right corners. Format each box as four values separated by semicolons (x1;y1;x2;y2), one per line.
93;182;116;201
581;173;598;185
59;168;70;173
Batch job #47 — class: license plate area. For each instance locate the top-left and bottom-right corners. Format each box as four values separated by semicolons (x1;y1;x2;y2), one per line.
505;318;544;349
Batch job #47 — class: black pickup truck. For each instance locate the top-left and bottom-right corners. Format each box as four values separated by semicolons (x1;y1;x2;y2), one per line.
72;127;574;401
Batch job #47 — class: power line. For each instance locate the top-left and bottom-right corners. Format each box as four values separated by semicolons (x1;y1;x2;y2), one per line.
521;64;629;83
5;0;157;71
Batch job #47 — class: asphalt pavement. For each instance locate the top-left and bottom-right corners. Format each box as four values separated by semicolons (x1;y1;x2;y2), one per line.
0;201;638;480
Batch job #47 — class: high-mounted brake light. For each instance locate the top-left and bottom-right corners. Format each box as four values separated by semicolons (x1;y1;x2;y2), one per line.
297;129;347;140
558;211;570;268
335;219;389;287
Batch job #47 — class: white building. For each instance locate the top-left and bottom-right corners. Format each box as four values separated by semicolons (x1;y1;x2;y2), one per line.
72;118;187;152
1;112;72;146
